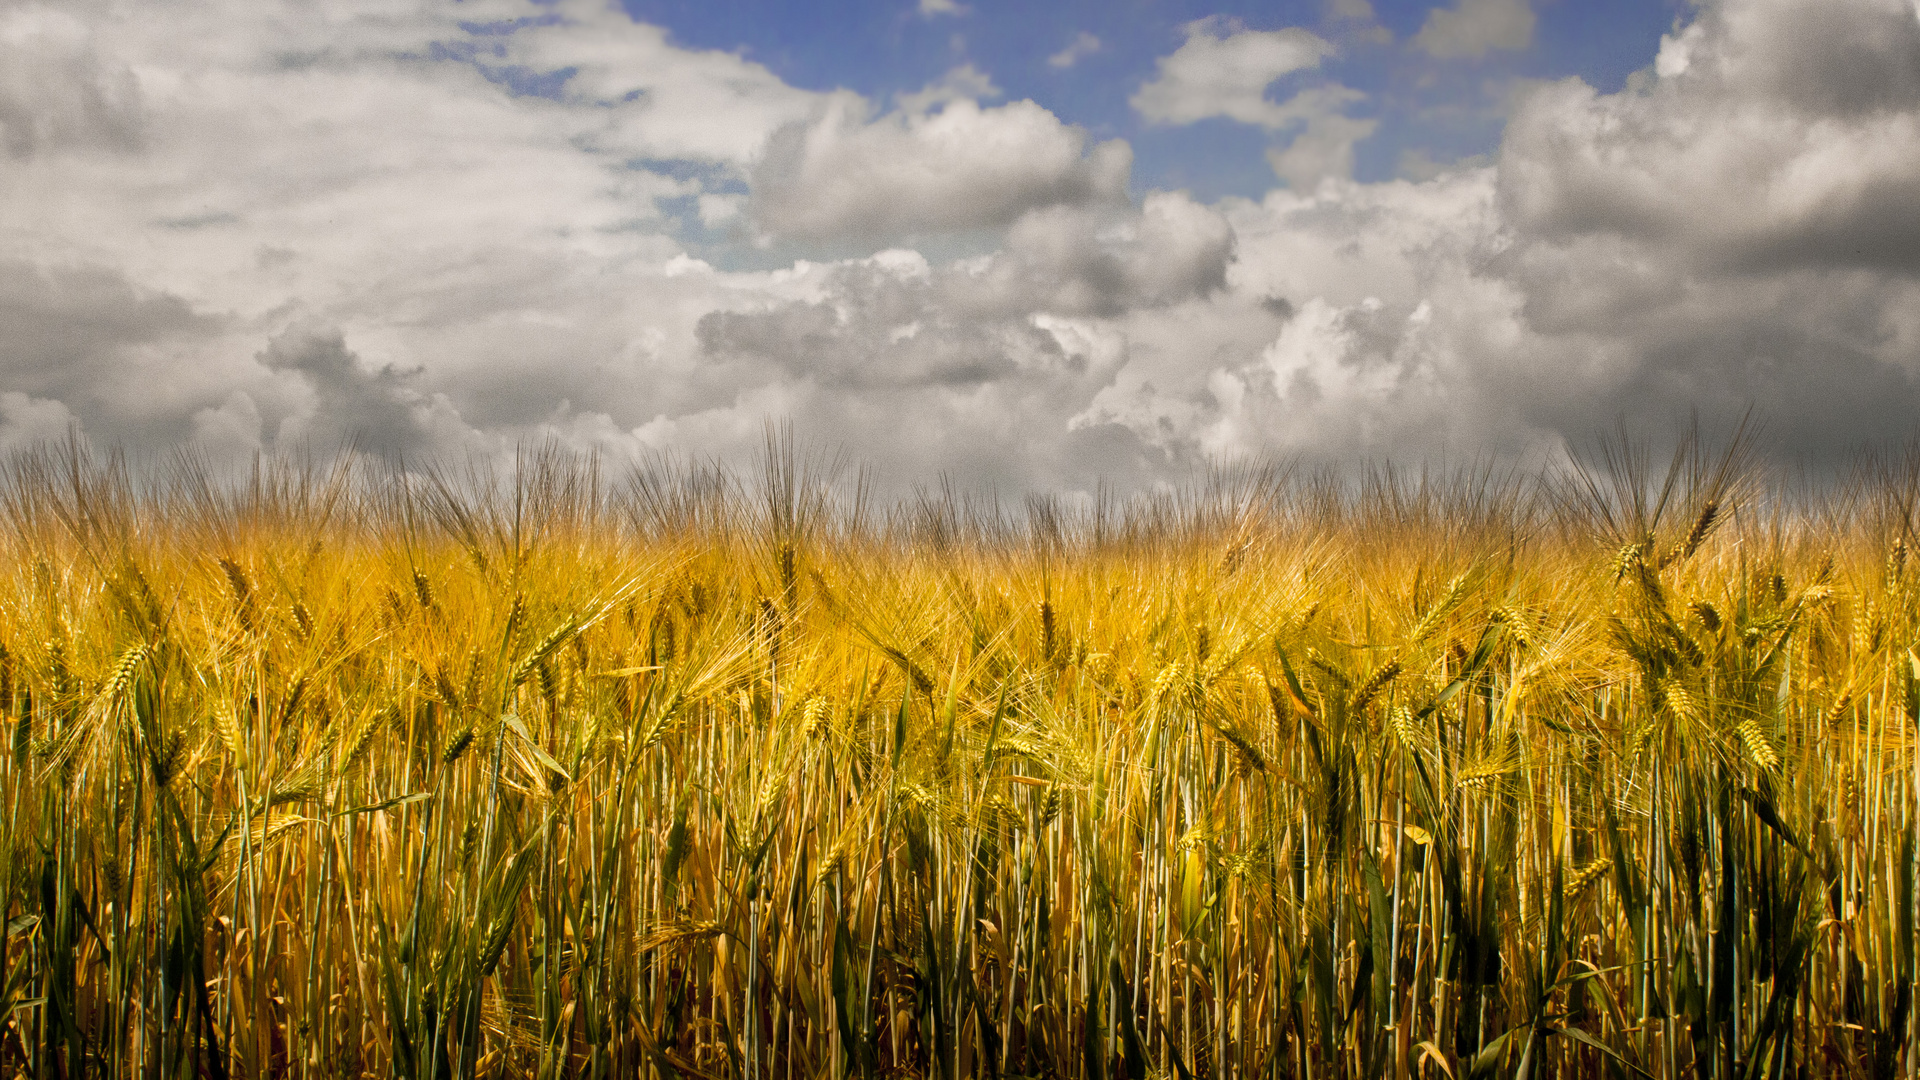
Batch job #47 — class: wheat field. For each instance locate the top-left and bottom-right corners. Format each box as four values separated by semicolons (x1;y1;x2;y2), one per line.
1;429;1916;1079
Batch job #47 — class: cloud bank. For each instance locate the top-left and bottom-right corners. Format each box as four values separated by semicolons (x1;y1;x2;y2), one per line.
2;0;1918;492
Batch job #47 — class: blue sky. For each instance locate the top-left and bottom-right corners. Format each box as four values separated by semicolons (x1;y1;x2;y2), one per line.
622;0;1684;197
4;0;1920;491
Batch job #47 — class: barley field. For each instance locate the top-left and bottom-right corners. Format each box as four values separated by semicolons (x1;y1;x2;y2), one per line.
1;430;1917;1079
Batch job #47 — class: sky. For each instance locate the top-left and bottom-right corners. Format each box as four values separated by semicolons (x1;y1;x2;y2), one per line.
3;0;1919;493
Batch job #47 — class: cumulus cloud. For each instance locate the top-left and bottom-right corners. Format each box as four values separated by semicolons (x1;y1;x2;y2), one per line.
1131;18;1338;128
687;194;1236;487
1072;172;1525;464
0;260;224;446
1072;0;1920;472
0;0;824;460
1475;0;1920;457
5;0;1920;493
750;93;1131;242
1502;0;1920;275
1164;0;1920;468
697;194;1234;389
1412;0;1536;60
500;6;820;165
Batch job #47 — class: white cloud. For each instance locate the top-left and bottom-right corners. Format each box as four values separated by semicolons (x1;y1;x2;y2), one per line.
1412;0;1536;60
1397;147;1491;181
499;8;821;165
1048;31;1102;69
1267;113;1379;188
919;0;966;17
1131;17;1338;128
750;93;1132;242
1131;14;1377;190
896;63;1000;114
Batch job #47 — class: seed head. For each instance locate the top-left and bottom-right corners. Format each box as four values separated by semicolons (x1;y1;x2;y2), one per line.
1349;658;1402;713
442;726;475;765
1733;718;1780;772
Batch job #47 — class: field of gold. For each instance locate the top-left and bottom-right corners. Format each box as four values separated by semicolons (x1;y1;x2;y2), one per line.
1;430;1917;1079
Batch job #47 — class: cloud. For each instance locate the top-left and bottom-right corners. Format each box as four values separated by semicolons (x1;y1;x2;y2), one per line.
0;260;226;446
1131;17;1338;128
919;0;966;17
1326;0;1394;45
0;391;77;452
895;63;1000;114
1172;0;1920;468
750;93;1132;242
497;9;822;165
0;6;144;158
1500;0;1920;275
699;195;1233;387
687;195;1235;487
1397;148;1492;181
257;325;458;460
1267;112;1379;188
0;0;811;459
6;0;1920;493
1412;0;1536;60
1131;15;1376;189
1048;32;1101;70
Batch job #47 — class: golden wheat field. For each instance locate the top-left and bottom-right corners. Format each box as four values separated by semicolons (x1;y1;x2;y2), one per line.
1;430;1918;1079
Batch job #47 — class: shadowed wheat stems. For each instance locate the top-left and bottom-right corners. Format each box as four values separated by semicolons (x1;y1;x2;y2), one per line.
0;428;1917;1078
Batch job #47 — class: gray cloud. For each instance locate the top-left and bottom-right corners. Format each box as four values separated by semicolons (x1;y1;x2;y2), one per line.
256;326;451;460
1412;0;1535;60
0;260;223;446
1707;0;1920;118
683;195;1238;487
700;195;1232;386
0;261;204;391
0;6;144;158
1501;0;1920;276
